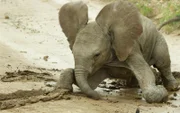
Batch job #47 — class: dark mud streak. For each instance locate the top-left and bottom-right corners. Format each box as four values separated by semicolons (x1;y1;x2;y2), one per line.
0;89;70;110
1;70;55;82
0;89;46;101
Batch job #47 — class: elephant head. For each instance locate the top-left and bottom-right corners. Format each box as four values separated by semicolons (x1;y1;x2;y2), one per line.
59;0;143;99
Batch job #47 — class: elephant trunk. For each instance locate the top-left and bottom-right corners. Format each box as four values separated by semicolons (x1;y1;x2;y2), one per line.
74;66;100;100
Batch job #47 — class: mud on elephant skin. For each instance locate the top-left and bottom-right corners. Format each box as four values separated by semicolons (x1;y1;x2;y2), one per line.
57;0;179;103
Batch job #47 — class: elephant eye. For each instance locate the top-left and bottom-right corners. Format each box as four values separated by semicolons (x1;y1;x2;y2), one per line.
94;53;101;58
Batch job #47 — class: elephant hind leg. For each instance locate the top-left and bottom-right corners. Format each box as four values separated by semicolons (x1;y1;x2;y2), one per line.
152;37;179;91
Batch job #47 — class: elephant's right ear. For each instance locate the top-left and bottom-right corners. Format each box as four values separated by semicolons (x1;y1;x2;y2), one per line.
59;2;88;49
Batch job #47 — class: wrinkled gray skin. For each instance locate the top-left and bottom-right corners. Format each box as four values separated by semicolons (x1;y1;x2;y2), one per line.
57;0;179;103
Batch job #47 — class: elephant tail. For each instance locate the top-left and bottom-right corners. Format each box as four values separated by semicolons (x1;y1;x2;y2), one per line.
158;15;180;30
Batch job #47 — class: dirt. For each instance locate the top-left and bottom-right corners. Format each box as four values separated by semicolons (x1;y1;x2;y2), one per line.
0;69;179;111
1;70;57;82
1;0;180;113
0;89;46;101
0;88;71;110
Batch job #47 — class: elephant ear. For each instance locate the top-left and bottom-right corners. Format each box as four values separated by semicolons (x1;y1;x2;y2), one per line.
59;1;88;50
96;0;143;61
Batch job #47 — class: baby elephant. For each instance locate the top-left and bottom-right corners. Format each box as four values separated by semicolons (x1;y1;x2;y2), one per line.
57;0;179;103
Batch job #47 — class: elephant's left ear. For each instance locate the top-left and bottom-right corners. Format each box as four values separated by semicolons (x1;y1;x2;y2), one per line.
59;1;88;50
96;0;143;61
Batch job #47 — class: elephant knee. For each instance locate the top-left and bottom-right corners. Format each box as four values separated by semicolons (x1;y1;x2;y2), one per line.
142;85;168;103
155;57;170;70
59;68;74;82
56;68;75;91
154;50;171;69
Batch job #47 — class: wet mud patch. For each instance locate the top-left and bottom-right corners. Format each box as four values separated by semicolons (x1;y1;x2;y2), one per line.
0;89;71;110
99;71;180;90
0;70;56;82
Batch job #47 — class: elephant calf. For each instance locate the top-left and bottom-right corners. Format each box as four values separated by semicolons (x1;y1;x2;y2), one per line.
56;0;179;103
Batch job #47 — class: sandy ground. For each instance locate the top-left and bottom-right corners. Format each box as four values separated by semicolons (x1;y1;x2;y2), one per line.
0;0;180;113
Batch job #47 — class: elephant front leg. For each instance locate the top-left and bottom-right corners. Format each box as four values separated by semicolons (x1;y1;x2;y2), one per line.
55;68;75;92
126;54;168;103
42;68;75;100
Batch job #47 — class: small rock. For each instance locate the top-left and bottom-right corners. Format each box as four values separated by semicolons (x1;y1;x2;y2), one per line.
43;56;49;61
4;15;9;19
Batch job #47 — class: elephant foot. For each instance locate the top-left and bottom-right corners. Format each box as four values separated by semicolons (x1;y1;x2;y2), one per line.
164;80;179;91
55;78;73;92
143;85;168;103
55;84;73;92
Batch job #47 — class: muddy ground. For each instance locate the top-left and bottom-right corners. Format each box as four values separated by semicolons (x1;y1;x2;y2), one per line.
0;0;180;113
